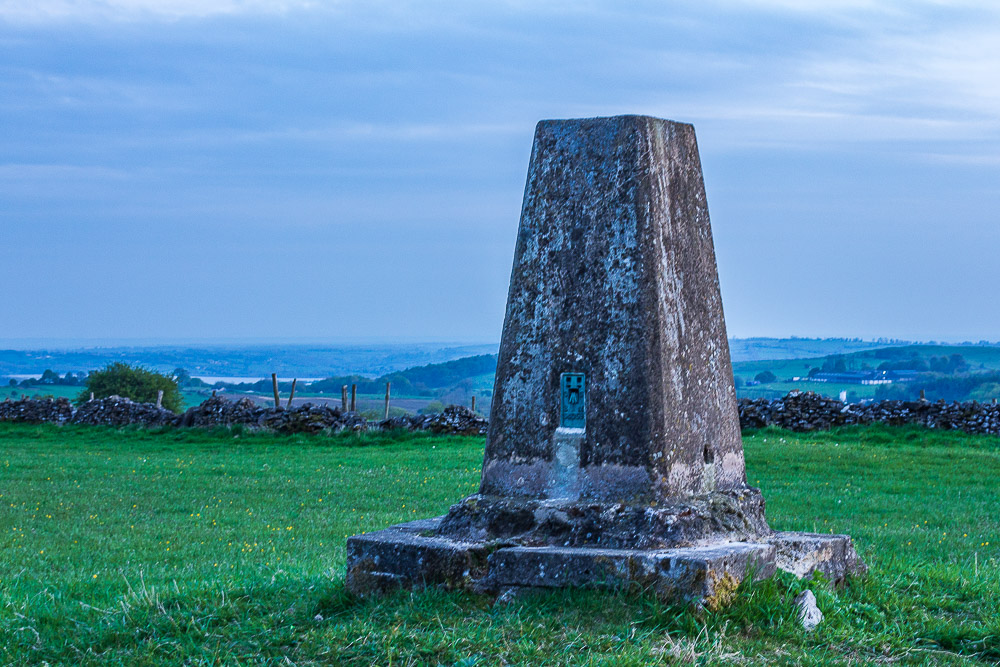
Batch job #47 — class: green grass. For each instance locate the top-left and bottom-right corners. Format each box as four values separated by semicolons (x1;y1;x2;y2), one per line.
732;343;1000;379
3;384;81;402
726;338;908;363
1;424;999;664
738;381;881;401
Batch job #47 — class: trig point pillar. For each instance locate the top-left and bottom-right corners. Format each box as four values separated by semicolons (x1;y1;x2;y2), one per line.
481;115;745;504
346;116;865;601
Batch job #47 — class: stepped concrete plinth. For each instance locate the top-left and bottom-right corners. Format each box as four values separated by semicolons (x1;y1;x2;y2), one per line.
346;115;865;602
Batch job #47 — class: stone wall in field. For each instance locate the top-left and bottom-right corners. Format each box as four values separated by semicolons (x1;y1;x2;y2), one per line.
4;391;1000;437
0;394;489;436
0;396;75;424
737;390;1000;434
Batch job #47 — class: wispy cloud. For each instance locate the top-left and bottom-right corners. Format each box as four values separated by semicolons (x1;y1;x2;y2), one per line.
215;121;525;144
0;163;132;180
750;4;1000;138
0;0;319;23
0;67;195;111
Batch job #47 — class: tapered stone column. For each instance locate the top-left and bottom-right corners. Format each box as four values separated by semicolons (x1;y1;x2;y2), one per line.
345;116;865;600
481;115;745;503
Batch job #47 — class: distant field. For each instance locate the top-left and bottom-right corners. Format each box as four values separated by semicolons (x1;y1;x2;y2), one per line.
1;423;997;664
3;384;80;402
0;342;498;380
738;381;880;401
734;344;1000;380
733;343;1000;401
11;340;1000;408
727;337;908;362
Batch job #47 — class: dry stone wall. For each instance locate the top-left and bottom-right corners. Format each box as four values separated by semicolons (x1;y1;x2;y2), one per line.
738;390;1000;434
71;395;178;427
0;395;488;435
0;397;74;424
3;391;999;436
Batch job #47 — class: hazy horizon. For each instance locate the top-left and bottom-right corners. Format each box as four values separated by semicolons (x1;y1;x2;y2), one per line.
0;334;985;353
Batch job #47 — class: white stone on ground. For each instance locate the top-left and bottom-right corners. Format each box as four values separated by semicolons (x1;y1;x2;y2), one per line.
794;590;823;631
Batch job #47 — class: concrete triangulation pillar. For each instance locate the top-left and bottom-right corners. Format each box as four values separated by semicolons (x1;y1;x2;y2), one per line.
481;115;746;504
345;116;866;601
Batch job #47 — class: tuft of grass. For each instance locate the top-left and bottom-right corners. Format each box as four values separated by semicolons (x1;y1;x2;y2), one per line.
1;423;998;664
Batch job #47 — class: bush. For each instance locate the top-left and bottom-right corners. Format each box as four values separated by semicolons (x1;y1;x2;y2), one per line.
754;371;777;384
77;363;183;413
419;401;445;415
969;383;1000;402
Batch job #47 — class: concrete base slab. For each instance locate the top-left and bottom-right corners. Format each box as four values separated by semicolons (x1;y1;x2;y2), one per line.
769;531;868;584
345;517;865;603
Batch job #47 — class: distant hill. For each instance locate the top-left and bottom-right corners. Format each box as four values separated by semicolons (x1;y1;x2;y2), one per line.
306;354;498;398
727;337;910;362
0;343;498;379
0;338;947;379
10;338;1000;407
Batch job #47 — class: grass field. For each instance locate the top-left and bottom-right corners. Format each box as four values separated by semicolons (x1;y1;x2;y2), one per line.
732;344;1000;401
1;424;999;664
4;384;84;403
726;338;908;363
737;381;881;401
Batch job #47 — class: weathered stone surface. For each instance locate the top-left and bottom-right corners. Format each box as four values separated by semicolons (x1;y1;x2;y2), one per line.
345;518;866;603
485;542;776;598
437;488;770;549
483;115;745;502
345;516;779;602
71;395;177;427
259;403;369;433
179;395;262;427
794;590;823;631
407;405;489;436
345;518;493;594
346;115;866;602
438;116;768;552
739;390;1000;435
11;389;1000;438
769;531;867;585
0;397;74;424
0;393;488;435
345;522;867;603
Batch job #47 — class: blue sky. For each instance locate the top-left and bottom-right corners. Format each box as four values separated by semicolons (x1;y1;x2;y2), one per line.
2;1;999;344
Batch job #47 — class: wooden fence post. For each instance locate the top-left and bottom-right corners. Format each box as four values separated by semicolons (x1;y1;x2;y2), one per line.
287;379;297;409
341;385;348;412
350;384;357;412
272;373;280;409
384;382;391;420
